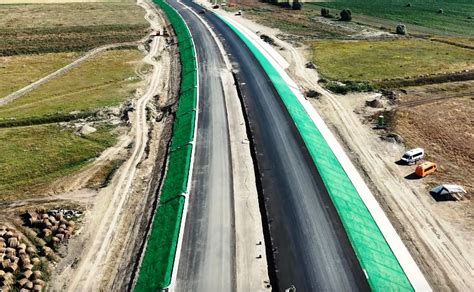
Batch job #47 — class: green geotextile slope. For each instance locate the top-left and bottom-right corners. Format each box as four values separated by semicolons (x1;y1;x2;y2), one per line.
160;145;193;203
134;197;185;291
134;0;197;291
219;16;414;291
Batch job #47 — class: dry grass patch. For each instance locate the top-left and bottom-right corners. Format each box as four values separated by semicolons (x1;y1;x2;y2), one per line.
0;2;146;29
0;2;148;56
311;38;474;82
0;49;143;121
0;124;117;200
0;52;80;98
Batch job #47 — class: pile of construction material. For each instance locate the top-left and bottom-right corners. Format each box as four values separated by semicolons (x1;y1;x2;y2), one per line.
0;226;45;292
24;209;77;248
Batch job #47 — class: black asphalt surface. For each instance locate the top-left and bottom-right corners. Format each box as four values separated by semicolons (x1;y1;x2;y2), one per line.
171;1;370;291
170;1;236;291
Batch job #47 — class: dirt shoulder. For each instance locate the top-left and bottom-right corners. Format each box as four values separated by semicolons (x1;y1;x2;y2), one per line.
49;0;177;290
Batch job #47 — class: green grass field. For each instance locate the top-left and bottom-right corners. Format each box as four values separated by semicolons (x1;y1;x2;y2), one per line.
0;49;143;121
311;38;474;81
0;124;116;199
0;52;79;98
310;0;474;36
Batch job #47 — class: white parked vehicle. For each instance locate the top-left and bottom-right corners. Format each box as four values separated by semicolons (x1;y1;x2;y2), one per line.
401;148;424;165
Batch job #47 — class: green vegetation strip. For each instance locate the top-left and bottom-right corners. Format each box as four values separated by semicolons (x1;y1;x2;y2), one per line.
219;16;414;291
134;0;197;290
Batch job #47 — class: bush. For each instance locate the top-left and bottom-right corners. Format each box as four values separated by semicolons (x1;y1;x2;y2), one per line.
340;9;352;21
280;1;291;8
406;3;411;7
438;9;444;14
396;24;407;35
326;81;374;94
292;0;302;10
321;8;330;17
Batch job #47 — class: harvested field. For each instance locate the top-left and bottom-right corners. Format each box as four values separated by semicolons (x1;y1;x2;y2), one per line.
0;2;148;56
0;52;79;98
0;49;143;121
0;124;117;200
310;38;474;81
393;81;474;193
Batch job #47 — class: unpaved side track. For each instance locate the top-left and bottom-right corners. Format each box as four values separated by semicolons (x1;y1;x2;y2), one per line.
51;1;168;290
0;41;139;106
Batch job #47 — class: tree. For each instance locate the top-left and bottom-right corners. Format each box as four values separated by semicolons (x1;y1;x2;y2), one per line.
292;0;302;10
321;7;330;17
340;9;352;21
396;23;407;35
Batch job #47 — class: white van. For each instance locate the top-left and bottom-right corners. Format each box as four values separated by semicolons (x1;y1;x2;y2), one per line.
401;148;424;165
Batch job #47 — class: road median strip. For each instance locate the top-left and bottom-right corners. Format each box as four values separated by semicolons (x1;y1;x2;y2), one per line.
134;0;197;290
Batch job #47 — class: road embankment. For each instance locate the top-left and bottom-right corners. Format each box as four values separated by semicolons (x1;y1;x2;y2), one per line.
133;0;198;290
217;14;428;291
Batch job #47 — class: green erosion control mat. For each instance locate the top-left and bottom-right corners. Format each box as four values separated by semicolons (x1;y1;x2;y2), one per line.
134;0;197;291
134;196;185;291
219;16;413;291
170;111;195;151
176;87;197;117
159;145;193;204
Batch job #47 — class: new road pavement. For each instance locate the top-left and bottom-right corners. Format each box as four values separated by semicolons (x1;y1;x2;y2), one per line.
170;0;370;291
171;1;236;291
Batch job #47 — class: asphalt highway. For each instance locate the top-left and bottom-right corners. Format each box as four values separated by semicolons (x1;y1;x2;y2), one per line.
171;0;370;291
170;1;236;291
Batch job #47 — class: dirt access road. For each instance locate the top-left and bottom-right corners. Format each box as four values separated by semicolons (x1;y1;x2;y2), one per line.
217;9;473;291
49;0;173;290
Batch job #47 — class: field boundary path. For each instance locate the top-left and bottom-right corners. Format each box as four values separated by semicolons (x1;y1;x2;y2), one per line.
0;41;139;106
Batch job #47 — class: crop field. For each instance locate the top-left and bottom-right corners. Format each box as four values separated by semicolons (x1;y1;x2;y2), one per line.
310;38;474;82
0;52;80;98
0;49;143;122
0;2;148;56
0;124;117;200
310;0;474;36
